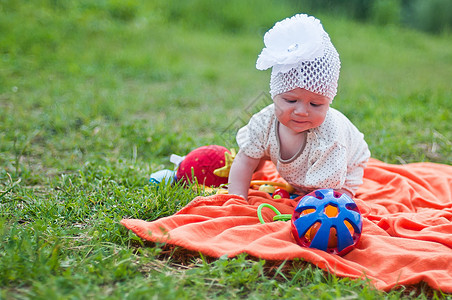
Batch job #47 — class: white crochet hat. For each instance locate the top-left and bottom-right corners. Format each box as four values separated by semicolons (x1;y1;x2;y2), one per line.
256;14;341;101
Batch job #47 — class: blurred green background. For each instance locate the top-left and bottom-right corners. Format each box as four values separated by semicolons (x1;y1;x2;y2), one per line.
1;0;450;181
157;0;452;34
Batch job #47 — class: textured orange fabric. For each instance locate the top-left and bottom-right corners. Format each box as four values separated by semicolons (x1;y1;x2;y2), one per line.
121;159;452;292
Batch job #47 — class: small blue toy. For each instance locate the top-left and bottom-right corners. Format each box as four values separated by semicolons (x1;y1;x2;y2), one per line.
291;189;363;256
149;169;176;185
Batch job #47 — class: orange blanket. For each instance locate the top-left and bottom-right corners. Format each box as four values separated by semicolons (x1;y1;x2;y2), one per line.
121;159;452;292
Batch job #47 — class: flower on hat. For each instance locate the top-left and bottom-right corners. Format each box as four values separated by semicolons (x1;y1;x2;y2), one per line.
256;14;326;74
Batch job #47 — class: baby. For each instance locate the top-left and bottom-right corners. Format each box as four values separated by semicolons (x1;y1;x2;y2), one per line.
228;14;370;199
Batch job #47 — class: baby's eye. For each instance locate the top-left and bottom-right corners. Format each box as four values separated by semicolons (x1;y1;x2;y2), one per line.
285;99;297;104
310;102;321;107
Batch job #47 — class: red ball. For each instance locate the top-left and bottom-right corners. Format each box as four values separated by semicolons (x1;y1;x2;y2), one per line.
176;145;230;187
273;188;291;199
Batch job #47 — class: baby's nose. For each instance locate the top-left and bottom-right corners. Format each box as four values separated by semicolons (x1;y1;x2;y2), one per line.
294;103;308;115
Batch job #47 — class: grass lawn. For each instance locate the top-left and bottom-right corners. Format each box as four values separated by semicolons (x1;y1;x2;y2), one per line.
1;1;451;299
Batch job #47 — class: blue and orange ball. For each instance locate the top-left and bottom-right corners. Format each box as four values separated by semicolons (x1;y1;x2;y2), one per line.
291;189;363;256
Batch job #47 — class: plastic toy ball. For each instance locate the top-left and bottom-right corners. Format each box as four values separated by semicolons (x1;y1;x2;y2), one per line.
291;189;363;256
273;188;290;199
259;184;276;194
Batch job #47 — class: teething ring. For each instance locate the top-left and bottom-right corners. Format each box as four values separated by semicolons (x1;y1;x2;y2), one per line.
250;180;295;194
257;203;292;224
251;181;287;188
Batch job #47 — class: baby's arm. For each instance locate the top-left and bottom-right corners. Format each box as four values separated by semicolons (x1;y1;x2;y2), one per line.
228;150;261;199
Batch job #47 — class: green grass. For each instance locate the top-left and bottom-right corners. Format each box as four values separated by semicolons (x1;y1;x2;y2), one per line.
1;0;451;299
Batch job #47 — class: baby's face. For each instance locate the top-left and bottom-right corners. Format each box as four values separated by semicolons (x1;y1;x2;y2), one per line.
273;87;330;134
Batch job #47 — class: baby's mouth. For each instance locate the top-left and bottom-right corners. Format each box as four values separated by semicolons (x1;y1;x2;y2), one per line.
292;119;308;124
